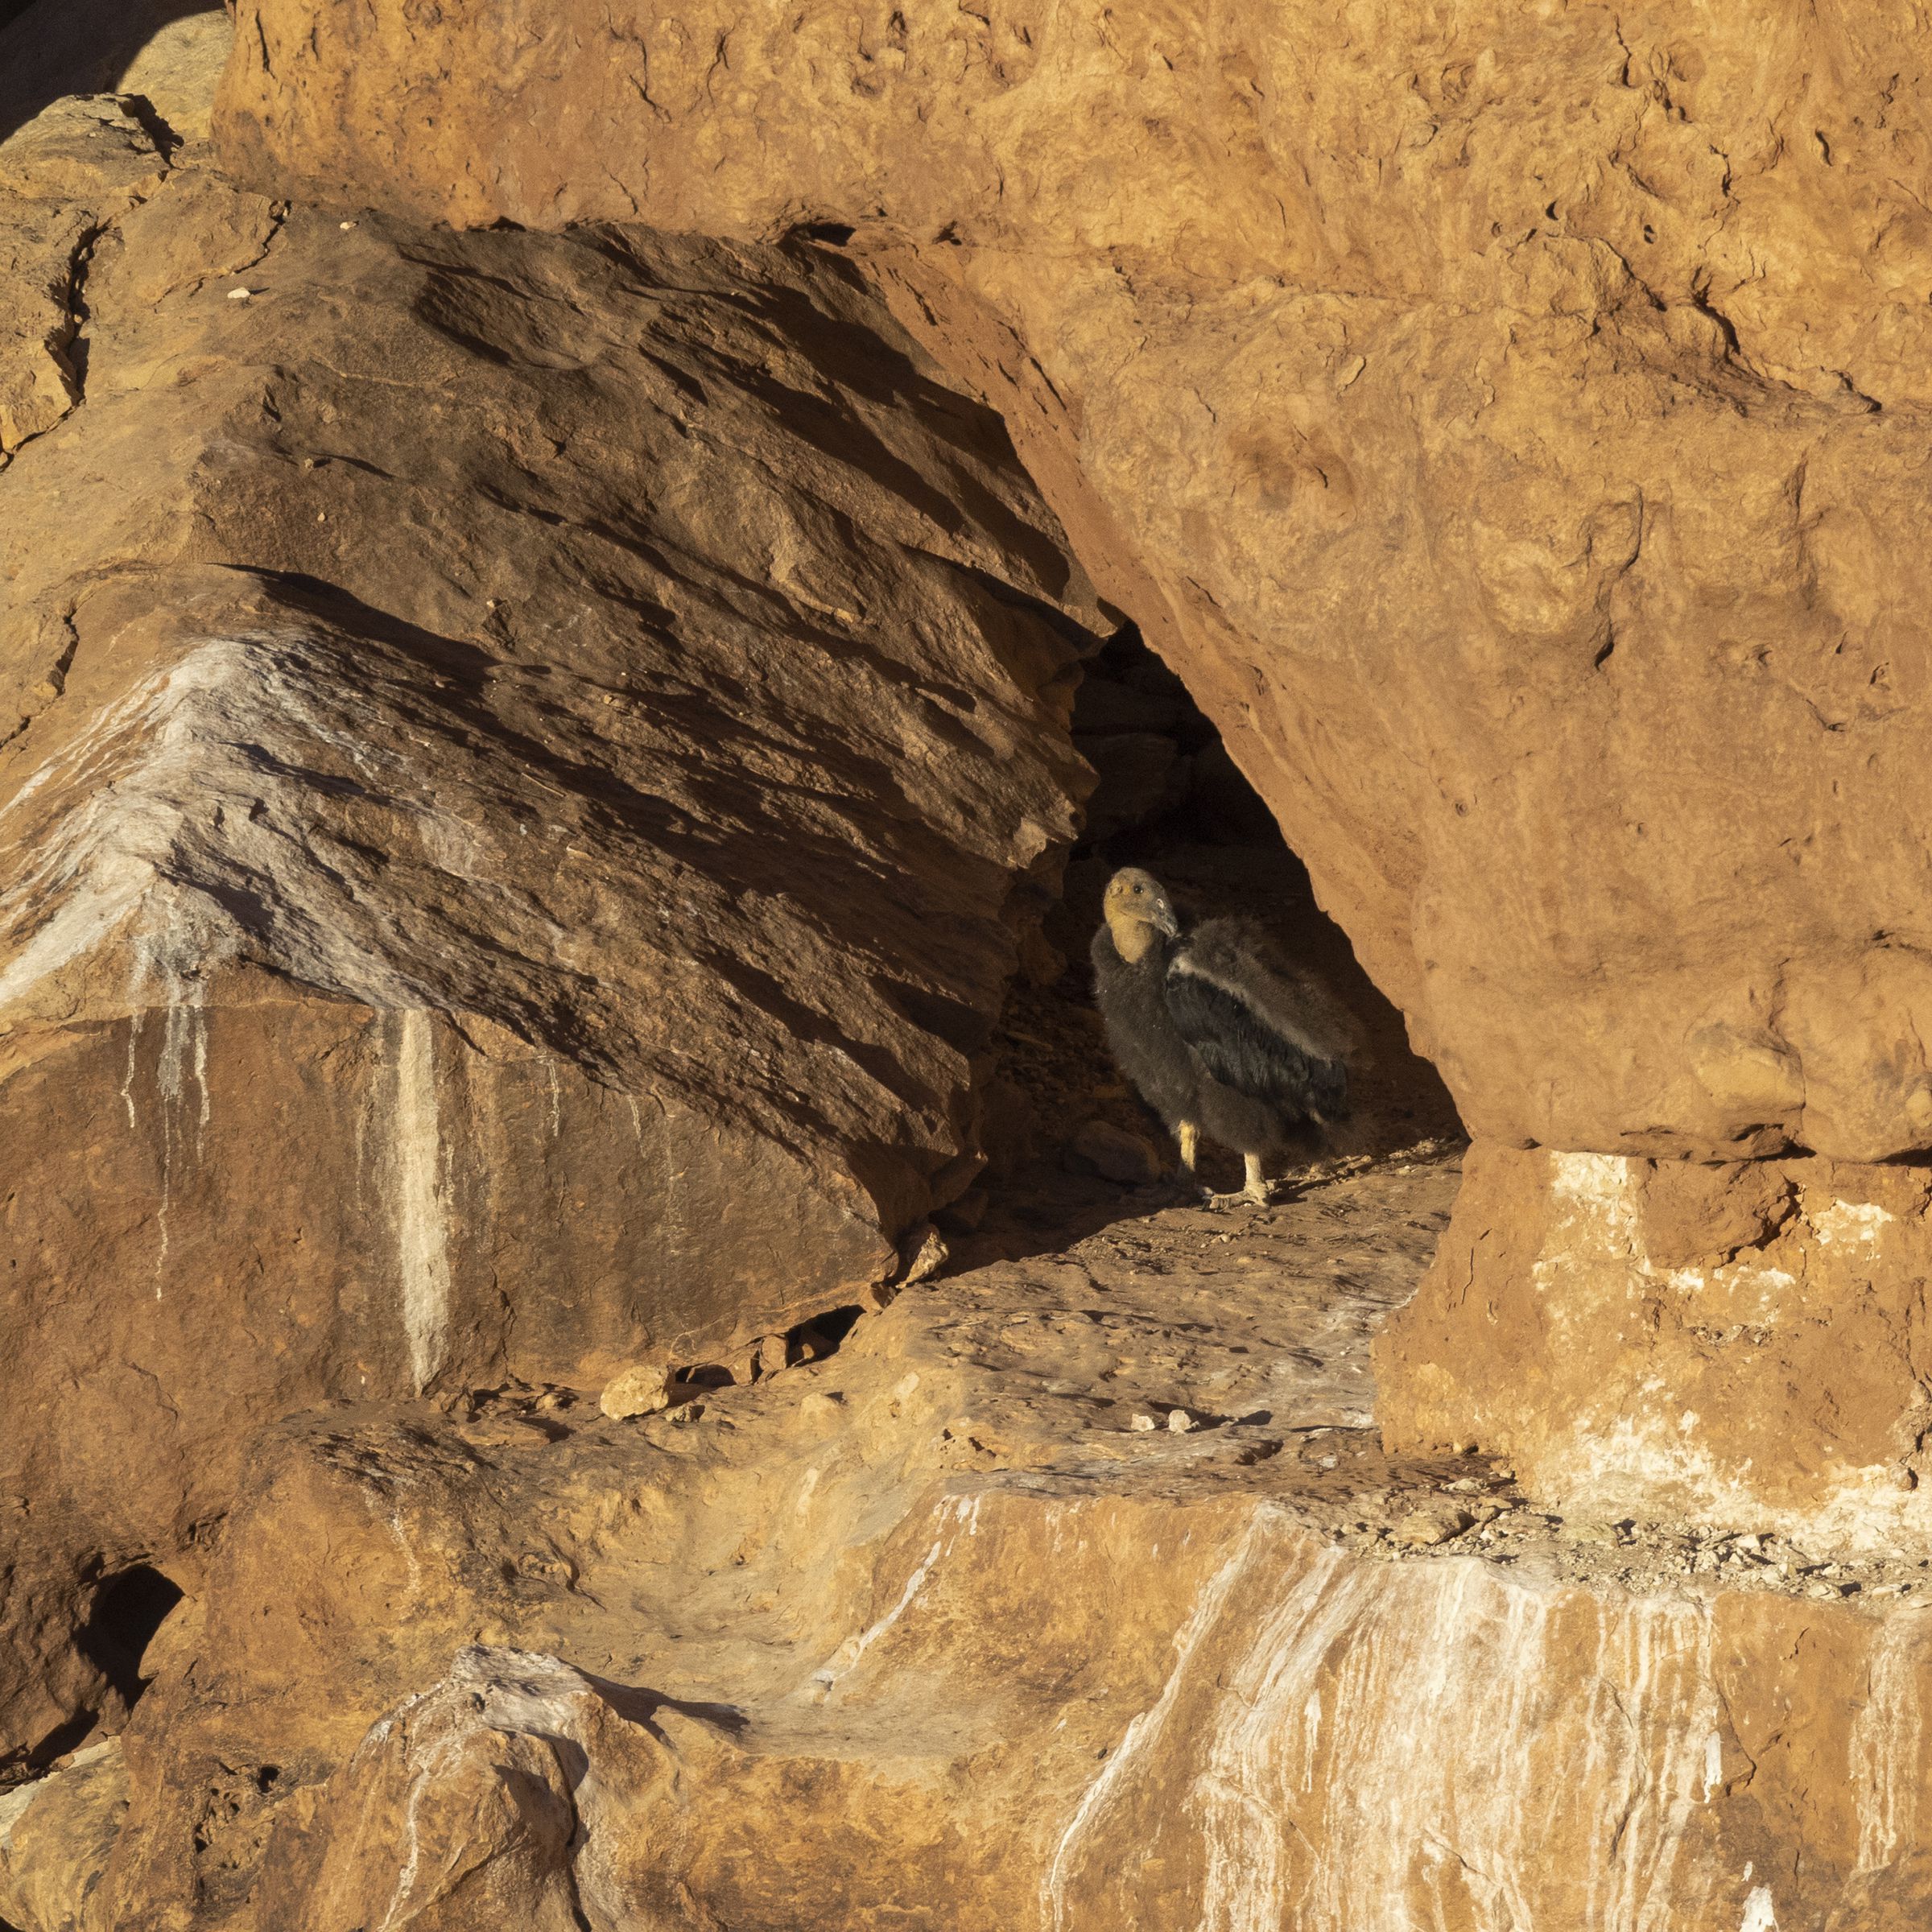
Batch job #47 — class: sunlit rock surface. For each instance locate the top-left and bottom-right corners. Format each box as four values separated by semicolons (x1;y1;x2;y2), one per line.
0;118;1100;1771
1381;1144;1932;1557
208;0;1932;1546
7;4;1932;1923
217;0;1932;1166
9;1156;1927;1932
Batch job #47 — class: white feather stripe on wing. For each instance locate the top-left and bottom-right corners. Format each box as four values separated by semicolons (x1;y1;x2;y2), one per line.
1168;944;1348;1064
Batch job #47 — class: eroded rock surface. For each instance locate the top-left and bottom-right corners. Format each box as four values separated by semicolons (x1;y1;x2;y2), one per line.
5;1150;1926;1931
204;0;1932;1538
215;0;1932;1168
0;95;165;459
1381;1143;1932;1557
10;5;1932;1922
0;115;1102;1771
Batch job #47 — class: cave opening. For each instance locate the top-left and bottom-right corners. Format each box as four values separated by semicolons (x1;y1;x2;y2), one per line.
964;622;1462;1248
76;1563;185;1711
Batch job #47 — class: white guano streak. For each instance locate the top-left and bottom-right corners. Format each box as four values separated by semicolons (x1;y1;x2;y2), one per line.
0;630;504;1024
393;1009;452;1393
1188;1558;1721;1932
811;1494;987;1693
1852;1614;1926;1873
0;651;250;1290
1042;1516;1282;1932
0;633;510;1336
1041;1521;1932;1929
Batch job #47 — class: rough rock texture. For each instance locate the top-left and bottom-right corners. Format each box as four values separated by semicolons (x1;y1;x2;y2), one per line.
6;1152;1931;1931
1380;1144;1932;1557
12;4;1932;1922
217;0;1932;1167
205;0;1932;1533
0;1739;126;1930
1;8;233;148
0;97;165;458
0;113;1104;1773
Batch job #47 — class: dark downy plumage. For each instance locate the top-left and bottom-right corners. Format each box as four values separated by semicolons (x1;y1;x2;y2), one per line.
1090;866;1353;1203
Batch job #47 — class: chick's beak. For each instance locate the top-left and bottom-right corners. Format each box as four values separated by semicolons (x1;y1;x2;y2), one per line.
1150;901;1181;939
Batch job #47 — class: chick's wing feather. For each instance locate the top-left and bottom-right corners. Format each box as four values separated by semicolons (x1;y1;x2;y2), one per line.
1164;921;1352;1119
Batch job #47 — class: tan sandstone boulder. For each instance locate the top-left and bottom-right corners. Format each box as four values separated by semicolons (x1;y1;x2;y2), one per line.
71;1208;1932;1930
214;0;1932;1166
0;118;1100;1769
1378;1144;1932;1557
205;0;1932;1541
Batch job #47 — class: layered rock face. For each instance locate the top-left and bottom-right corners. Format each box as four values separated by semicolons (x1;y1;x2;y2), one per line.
1380;1146;1932;1557
0;101;1102;1770
215;0;1932;1530
214;0;1932;1154
11;1159;1932;1932
11;2;1932;1923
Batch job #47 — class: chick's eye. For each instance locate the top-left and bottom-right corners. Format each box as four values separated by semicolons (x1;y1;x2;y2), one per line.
1132;885;1144;895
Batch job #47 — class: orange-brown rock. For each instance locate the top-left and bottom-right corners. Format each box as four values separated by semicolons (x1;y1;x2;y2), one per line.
0;1738;126;1930
13;1158;1932;1932
0;118;1103;1772
217;0;1932;1167
0;95;165;457
1;4;232;147
12;4;1932;1922
204;0;1932;1579
1379;1142;1932;1558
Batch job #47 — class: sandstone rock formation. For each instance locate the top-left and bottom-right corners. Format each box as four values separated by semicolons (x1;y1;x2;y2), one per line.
0;96;164;458
1380;1145;1932;1558
13;0;1932;1922
0;1738;126;1930
6;1154;1929;1930
0;97;1105;1773
0;1;229;146
212;0;1932;1540
214;0;1932;1161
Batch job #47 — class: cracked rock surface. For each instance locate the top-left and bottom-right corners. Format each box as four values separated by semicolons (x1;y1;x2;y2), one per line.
218;0;1932;1168
0;95;165;462
208;0;1932;1537
0;113;1104;1776
10;7;1932;1928
10;1150;1932;1930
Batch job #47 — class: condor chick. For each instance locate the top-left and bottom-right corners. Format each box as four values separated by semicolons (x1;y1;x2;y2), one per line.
1090;867;1352;1203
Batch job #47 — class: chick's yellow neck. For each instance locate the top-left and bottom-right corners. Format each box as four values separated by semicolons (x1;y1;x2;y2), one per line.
1108;910;1166;964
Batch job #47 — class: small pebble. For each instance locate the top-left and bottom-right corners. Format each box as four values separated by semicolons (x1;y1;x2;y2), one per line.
1129;1413;1159;1433
1393;1506;1474;1548
600;1362;672;1419
340;219;357;230
227;287;252;299
1167;1407;1200;1434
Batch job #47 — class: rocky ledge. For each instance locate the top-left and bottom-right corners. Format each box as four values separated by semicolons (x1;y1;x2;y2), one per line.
6;1146;1930;1930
